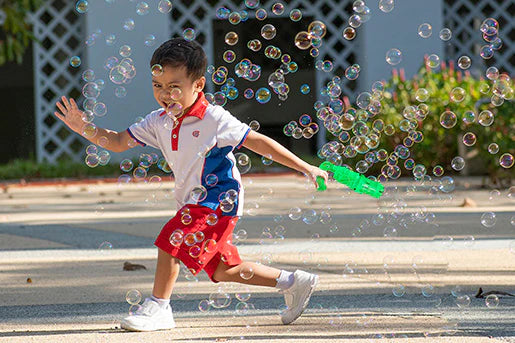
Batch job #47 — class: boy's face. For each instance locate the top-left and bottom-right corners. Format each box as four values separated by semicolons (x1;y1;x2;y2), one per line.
152;65;205;116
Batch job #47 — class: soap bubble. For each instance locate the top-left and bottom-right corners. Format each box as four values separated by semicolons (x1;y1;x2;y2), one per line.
499;153;514;169
235;153;251;174
189;186;208;202
379;0;394;12
70;56;81;68
343;27;356;40
451;156;465;171
385;48;402;65
426;54;440;69
144;34;156;46
457;56;471;69
289;8;302;21
225;31;239;46
289;207;302;220
294;31;311;50
123;18;135;31
120;159;134;172
456;295;471;308
183;28;196;41
478;110;494;127
99;241;112;249
480;45;494;59
271;2;285;15
480;212;496;228
209;292;231;308
439;176;455;193
75;0;89;14
244;0;259;9
440;110;457;129
439;28;452;41
450;87;466;103
485;294;499;308
462;132;476;146
345;65;360;80
418;23;432;38
240;266;254;280
261;24;277;40
392;284;405;297
480;18;498;35
158;0;172;14
462;110;476;125
136;2;149;15
488;143;499;154
255;87;271;104
486;67;499;80
126;290;142;305
198;299;210;312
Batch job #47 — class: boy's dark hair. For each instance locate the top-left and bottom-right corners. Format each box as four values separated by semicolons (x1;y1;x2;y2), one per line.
150;38;207;81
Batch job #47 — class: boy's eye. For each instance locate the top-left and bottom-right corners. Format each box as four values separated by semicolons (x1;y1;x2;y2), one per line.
153;84;161;88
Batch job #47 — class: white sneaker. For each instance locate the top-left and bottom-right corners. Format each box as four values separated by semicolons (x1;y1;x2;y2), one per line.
120;298;176;332
280;270;319;325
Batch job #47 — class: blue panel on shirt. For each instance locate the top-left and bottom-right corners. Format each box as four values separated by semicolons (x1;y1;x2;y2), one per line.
199;145;240;216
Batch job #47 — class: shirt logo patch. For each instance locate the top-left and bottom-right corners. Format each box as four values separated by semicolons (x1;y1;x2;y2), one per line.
192;130;200;137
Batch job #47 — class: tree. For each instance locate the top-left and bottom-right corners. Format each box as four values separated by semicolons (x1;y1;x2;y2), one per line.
0;0;42;65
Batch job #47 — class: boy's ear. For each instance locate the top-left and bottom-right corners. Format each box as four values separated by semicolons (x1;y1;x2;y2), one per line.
194;76;206;92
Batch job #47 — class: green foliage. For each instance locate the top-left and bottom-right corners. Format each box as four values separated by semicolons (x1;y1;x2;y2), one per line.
329;60;514;183
0;158;123;180
0;0;42;65
380;61;514;180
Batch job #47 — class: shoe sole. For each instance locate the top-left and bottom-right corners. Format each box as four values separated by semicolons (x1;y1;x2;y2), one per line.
120;320;176;332
282;274;319;325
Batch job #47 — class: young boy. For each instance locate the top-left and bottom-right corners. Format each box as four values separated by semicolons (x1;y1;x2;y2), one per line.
55;38;328;332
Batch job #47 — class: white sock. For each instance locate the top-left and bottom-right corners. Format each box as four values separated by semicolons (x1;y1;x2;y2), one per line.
275;270;295;290
151;295;170;308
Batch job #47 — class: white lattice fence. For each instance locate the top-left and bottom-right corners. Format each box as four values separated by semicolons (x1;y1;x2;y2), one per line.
443;0;515;75
31;0;85;163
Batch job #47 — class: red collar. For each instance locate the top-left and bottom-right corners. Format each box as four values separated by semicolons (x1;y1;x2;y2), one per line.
159;92;208;119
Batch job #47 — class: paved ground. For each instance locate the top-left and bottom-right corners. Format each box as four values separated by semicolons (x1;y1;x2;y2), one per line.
0;174;514;342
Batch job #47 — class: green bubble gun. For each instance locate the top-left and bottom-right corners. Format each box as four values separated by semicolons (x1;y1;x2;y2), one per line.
316;161;384;198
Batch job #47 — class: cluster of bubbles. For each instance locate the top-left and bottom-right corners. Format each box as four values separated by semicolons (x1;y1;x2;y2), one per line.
117;152;171;183
84;144;111;168
479;18;503;60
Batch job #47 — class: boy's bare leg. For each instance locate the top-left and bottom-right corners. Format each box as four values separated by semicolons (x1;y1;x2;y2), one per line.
152;248;181;299
212;260;281;287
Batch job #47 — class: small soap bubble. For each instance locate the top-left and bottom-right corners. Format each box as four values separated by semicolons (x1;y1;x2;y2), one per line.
462;132;476;146
225;31;239;46
392;284;405;297
158;0;172;14
480;45;494;59
480;212;496;228
418;23;432;38
379;0;394;12
271;2;284;15
290;9;302;21
70;56;81;68
75;0;89;14
123;18;135;31
120;159;134;172
144;34;156;47
136;2;149;15
99;241;112;249
385;48;402;65
343;27;356;40
439;28;452;41
126;290;142;305
485;294;499;308
426;54;440;69
456;295;471;308
183;28;196;41
239;266;254;280
457;56;471;69
499;153;514;169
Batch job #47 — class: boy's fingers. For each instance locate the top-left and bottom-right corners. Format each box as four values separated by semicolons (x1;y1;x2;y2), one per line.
56;102;67;115
61;96;71;111
70;98;78;111
54;111;65;122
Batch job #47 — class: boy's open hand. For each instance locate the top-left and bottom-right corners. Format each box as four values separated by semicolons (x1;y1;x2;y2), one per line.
54;96;85;135
306;165;328;189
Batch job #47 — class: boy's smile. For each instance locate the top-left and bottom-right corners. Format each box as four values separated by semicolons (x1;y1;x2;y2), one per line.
152;65;205;117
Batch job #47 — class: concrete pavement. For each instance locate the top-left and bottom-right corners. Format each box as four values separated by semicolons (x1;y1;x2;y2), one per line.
0;174;514;342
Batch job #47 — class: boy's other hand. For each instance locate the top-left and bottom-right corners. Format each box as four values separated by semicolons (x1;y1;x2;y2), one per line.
305;165;328;189
54;96;86;135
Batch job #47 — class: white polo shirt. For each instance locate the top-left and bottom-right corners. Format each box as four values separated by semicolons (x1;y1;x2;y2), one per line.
127;92;251;216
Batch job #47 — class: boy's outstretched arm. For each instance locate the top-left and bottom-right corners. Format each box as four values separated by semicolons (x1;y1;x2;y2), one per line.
242;130;328;188
54;96;134;153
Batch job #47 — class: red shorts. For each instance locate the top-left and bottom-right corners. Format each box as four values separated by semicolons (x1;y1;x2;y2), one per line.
154;204;242;282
